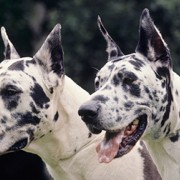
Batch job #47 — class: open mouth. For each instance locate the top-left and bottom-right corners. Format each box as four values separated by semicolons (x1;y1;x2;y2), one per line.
96;114;147;163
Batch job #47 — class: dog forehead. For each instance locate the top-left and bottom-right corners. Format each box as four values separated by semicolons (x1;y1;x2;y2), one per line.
98;53;151;78
97;61;115;79
0;57;38;85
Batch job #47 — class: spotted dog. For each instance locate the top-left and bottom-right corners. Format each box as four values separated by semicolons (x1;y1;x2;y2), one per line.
79;8;180;180
0;24;161;180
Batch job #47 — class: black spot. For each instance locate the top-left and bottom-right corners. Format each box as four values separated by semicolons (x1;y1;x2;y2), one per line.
5;43;11;59
26;59;36;66
0;133;5;140
30;102;40;114
124;95;128;100
124;101;134;110
8;60;24;71
49;87;54;94
30;83;50;108
112;74;120;86
163;123;171;135
40;134;45;138
88;132;92;138
104;85;112;90
14;112;41;126
157;67;169;78
175;90;179;96
116;117;122;122
129;59;144;70
162;94;168;104
144;87;150;94
53;112;59;122
169;132;179;142
161;84;173;128
92;95;109;103
108;64;115;71
114;97;119;102
1;117;6;124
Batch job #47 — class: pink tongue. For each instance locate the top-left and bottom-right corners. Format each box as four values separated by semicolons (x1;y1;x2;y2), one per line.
96;131;124;163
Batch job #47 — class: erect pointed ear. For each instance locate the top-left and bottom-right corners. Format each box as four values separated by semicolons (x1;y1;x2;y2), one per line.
34;24;64;88
1;27;20;59
97;16;124;61
136;9;171;66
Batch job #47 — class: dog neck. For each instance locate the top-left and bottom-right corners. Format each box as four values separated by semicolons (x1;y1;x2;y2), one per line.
143;71;180;180
25;76;97;177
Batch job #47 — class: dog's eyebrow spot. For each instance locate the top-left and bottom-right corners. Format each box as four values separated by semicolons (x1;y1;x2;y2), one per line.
30;83;50;108
8;60;25;71
13;112;41;126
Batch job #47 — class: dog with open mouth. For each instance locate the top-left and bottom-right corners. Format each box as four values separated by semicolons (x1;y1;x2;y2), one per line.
79;8;180;180
0;19;161;179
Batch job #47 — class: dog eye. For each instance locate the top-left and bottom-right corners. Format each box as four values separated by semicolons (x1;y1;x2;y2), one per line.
123;72;137;85
1;86;22;96
123;77;135;84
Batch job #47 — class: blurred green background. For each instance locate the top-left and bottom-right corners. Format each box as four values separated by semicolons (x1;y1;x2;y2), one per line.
0;0;179;179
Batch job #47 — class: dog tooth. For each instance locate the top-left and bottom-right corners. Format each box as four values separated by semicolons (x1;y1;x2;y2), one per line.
133;119;139;125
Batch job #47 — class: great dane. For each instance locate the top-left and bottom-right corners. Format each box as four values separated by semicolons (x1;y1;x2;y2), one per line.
0;23;160;179
79;8;180;180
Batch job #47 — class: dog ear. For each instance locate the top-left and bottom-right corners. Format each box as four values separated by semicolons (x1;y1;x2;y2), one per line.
1;27;20;59
34;24;64;88
136;9;171;66
97;16;124;61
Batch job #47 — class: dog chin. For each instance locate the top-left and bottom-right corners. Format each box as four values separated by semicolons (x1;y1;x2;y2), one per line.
86;124;102;134
95;114;148;163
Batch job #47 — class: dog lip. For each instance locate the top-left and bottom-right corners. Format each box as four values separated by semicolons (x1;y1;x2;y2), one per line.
8;137;28;152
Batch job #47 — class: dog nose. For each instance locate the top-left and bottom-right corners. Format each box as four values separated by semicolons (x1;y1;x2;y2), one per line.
78;101;98;124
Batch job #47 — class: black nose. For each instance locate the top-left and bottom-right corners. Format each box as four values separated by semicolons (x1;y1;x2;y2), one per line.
78;101;98;124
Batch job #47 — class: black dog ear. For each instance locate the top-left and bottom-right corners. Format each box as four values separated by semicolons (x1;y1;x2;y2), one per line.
34;24;64;88
97;16;124;61
136;9;171;66
1;27;20;59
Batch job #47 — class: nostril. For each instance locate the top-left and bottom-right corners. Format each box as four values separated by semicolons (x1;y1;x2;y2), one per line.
78;103;98;123
79;109;97;119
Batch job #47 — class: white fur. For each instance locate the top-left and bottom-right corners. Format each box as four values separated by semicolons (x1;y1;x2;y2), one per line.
25;76;146;180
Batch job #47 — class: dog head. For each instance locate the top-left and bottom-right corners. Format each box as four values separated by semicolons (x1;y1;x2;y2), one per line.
78;9;173;163
0;24;64;154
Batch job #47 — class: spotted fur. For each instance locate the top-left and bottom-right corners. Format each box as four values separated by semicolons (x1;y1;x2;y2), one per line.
79;9;180;180
0;23;160;180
